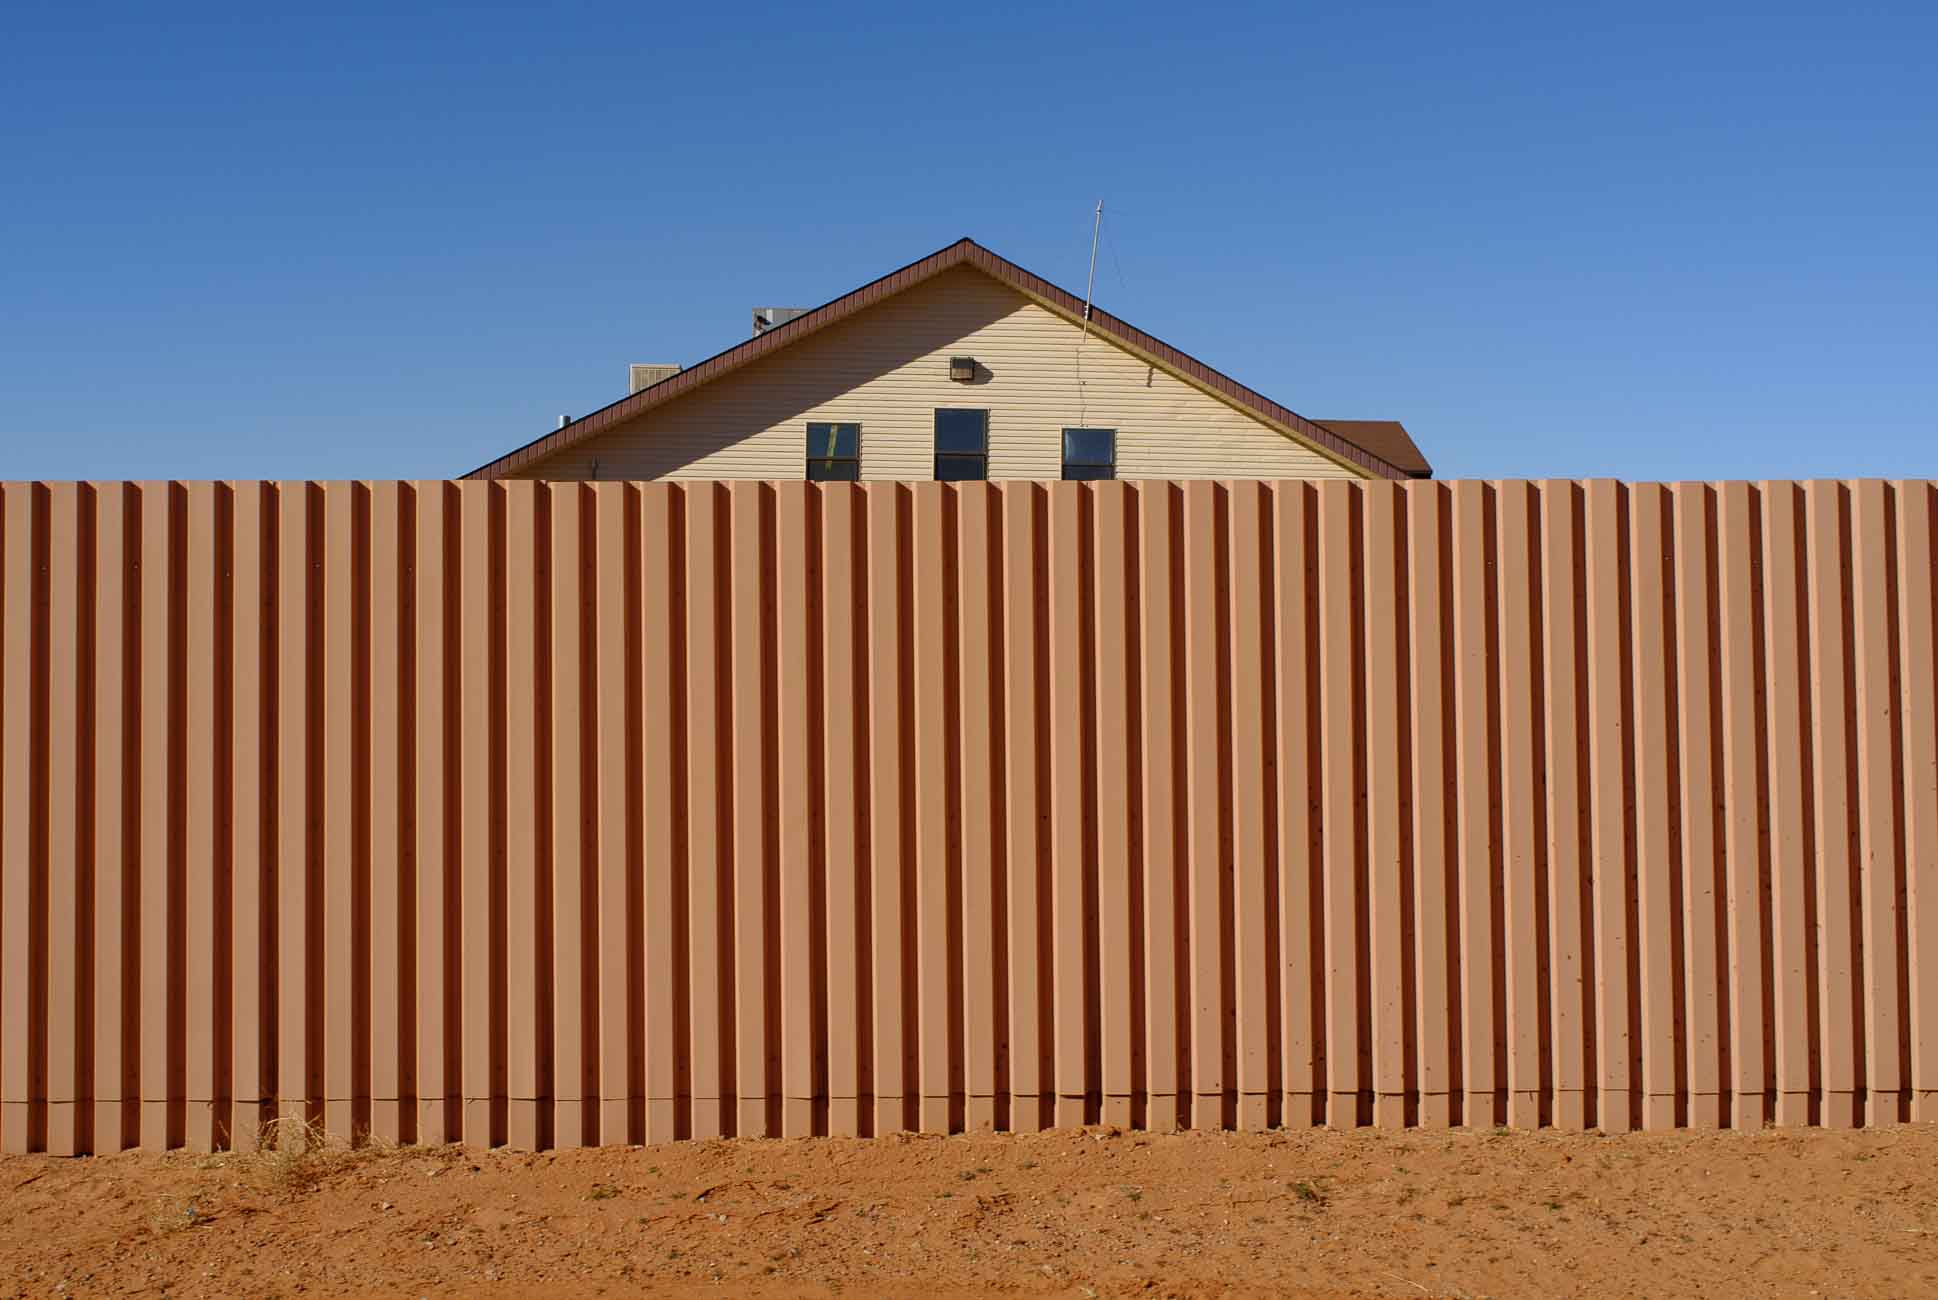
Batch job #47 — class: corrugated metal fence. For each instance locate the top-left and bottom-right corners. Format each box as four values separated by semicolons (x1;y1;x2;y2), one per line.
2;478;1934;1153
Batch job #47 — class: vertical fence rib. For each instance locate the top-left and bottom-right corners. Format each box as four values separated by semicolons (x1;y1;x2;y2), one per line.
1406;484;1453;1127
683;484;725;1139
911;483;952;1131
958;485;1001;1131
1850;480;1903;1125
138;483;177;1146
1715;482;1769;1130
1137;483;1181;1131
998;483;1046;1131
1761;482;1814;1127
503;483;541;1148
1894;482;1938;1123
456;484;494;1143
1226;482;1273;1129
1273;484;1322;1127
726;484;770;1136
412;483;452;1143
1629;484;1679;1131
46;485;82;1154
590;485;631;1142
638;484;680;1142
367;482;404;1143
1449;481;1496;1127
1181;481;1226;1127
1494;481;1542;1128
1538;482;1588;1129
1359;483;1406;1127
1672;484;1725;1128
92;484;132;1150
548;485;587;1145
1047;484;1088;1128
1805;481;1860;1129
866;484;912;1135
1;485;36;1152
322;484;356;1141
1091;483;1136;1127
816;485;861;1135
1582;481;1633;1131
1317;481;1364;1125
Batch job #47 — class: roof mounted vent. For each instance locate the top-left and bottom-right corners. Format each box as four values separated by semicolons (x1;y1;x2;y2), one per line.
752;306;810;337
629;364;681;395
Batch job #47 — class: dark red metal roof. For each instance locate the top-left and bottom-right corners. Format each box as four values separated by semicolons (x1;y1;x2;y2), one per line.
1310;420;1433;478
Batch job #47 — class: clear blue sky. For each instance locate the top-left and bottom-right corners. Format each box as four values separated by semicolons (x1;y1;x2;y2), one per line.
4;1;1933;482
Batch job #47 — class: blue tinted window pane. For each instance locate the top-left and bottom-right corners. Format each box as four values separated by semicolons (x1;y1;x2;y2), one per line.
807;458;859;481
934;408;987;453
808;422;858;459
1062;427;1114;465
935;453;987;481
1062;462;1113;481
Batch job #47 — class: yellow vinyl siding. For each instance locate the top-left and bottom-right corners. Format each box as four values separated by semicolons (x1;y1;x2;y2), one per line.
515;266;1366;482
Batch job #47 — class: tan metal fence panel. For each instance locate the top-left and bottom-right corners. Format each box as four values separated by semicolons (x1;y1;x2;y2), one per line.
3;478;1936;1152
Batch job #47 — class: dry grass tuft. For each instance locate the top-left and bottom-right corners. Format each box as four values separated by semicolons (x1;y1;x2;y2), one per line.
246;1117;400;1195
146;1198;206;1236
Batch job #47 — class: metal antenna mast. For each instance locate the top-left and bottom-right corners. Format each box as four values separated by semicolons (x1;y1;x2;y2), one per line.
1083;199;1103;325
1077;199;1103;425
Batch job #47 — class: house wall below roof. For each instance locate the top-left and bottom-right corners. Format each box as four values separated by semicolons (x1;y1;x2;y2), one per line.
512;266;1366;482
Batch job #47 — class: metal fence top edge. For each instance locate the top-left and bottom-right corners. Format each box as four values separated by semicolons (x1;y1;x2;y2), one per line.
2;476;1934;492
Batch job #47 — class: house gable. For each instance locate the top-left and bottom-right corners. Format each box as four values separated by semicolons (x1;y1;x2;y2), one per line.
497;263;1372;482
470;238;1416;481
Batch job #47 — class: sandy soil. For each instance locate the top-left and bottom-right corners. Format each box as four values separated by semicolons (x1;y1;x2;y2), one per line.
4;1123;1935;1298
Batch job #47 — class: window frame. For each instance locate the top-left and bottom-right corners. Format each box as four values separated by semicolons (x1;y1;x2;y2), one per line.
1061;426;1116;481
933;408;989;481
806;421;861;481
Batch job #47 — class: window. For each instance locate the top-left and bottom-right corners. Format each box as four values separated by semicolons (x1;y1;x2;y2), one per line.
807;422;859;481
1062;427;1115;480
934;409;988;480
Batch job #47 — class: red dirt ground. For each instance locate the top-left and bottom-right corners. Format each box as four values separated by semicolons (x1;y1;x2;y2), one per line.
4;1123;1935;1297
